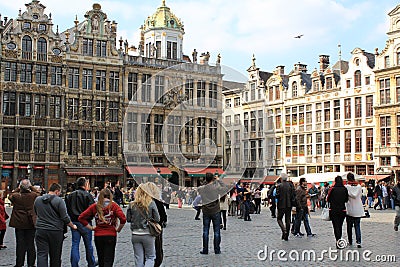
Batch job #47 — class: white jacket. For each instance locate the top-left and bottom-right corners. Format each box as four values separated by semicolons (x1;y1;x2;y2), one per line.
345;184;364;217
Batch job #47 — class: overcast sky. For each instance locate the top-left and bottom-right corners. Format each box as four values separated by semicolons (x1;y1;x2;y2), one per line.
1;0;399;81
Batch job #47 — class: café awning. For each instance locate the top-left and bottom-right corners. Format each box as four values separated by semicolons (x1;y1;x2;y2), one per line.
65;167;123;176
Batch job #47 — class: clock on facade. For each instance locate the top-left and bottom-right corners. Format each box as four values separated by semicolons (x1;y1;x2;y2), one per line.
6;42;16;50
52;48;61;55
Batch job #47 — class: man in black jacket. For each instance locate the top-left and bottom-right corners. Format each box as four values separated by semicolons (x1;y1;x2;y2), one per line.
276;173;295;241
65;177;96;267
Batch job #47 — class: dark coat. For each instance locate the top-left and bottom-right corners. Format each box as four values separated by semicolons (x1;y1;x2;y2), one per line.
327;186;348;212
9;189;39;229
374;185;383;197
276;181;295;209
65;187;95;222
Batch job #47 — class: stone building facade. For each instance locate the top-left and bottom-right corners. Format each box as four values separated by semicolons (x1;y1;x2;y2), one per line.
0;0;223;190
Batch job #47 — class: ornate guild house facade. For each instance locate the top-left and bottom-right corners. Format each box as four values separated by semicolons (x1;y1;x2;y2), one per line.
0;0;223;190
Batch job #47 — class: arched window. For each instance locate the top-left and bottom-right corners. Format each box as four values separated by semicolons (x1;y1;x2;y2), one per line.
22;35;32;60
354;70;361;87
397;49;400;66
292;81;298;97
37;37;47;61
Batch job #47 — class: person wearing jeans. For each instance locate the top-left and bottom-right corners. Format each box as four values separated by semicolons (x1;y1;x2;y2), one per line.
275;173;295;241
79;188;126;267
65;177;96;267
293;178;315;237
345;173;364;248
198;173;229;254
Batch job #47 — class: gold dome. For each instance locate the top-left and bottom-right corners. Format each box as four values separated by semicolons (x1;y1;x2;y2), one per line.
142;0;184;33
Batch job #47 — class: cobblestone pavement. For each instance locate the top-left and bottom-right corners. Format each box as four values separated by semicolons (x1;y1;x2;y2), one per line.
1;205;399;266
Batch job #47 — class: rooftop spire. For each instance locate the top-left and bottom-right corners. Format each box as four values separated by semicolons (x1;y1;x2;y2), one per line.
252;54;256;67
162;0;166;6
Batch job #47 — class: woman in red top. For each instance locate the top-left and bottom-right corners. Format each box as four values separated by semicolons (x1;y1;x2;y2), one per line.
79;188;126;267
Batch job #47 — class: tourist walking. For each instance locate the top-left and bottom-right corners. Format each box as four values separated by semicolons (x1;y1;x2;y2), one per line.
308;183;319;212
367;184;374;208
374;181;383;210
193;194;202;220
268;181;278;218
126;183;160;266
326;176;348;248
0;190;8;250
293;178;315;237
144;182;168;267
275;173;295;241
253;187;262;214
345;173;364;248
65;177;96;267
198;173;229;254
392;179;400;231
79;188;126;267
220;194;229;230
8;179;40;267
34;183;78;267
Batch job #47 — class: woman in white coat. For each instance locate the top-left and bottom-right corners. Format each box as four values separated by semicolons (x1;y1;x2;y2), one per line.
345;173;365;248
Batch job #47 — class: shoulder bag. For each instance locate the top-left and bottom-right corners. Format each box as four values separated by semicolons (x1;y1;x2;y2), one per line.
321;203;331;221
136;205;162;237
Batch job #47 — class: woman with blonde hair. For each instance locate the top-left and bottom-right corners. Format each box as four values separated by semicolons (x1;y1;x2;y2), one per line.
79;188;126;267
126;183;160;267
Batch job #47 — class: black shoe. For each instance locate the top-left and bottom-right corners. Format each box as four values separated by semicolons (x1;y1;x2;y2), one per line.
238;216;243;219
195;218;200;220
281;233;285;240
307;234;316;237
220;224;224;229
293;233;302;238
215;250;221;254
299;232;305;236
283;234;289;241
357;244;362;248
272;215;276;218
223;227;226;230
395;225;399;231
200;250;208;255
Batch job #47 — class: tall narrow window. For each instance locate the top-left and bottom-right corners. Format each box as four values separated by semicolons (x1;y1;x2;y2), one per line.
34;95;46;118
141;74;151;102
67;130;78;155
4;62;17;82
20;63;33;83
326;77;333;89
127;113;138;142
366;95;373;117
81;130;92;156
109;102;119;122
155;75;164;103
396;77;400;103
81;99;92;121
334;131;340;154
95;131;105;156
250;82;256;101
154;114;164;144
209;119;217;145
156;41;161;58
108;132;118;156
380;116;391;146
95;100;106;121
18;129;31;152
19;93;31;117
324;101;330;121
379;78;390;104
355;97;362;118
68;68;79;88
37;37;47;61
82;69;93;90
209;82;218;107
345;130;351;153
355;129;362;153
344;98;351;119
96;70;106;91
385;56;390;68
128;73;138;101
2;128;15;152
197;80;206;107
49;96;61;119
34;130;46;153
83;38;93;56
35;65;47;84
3;92;16;116
22;35;32;60
354;70;361;87
68;98;78;120
96;40;107;57
292;81;298;97
51;66;62;85
109;71;119;92
49;131;60;154
141;114;151;145
366;128;373;152
275;85;280;100
197;117;206;145
185;117;194;146
185;79;194;105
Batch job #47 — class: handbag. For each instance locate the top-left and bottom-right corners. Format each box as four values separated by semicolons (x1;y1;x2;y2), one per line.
136;205;162;237
321;203;331;221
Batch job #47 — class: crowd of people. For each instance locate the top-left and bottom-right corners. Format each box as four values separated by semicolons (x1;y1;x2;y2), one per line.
0;174;399;265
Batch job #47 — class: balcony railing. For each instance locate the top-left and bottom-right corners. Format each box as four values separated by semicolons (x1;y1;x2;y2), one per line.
3;153;14;161
37;53;47;62
22;51;32;60
49;154;60;162
19;153;30;161
35;153;46;162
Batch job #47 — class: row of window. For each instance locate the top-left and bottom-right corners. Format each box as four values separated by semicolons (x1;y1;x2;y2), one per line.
4;62;62;85
20;36;48;61
3;92;61;118
2;128;60;154
67;99;119;122
126;113;218;146
67;130;118;156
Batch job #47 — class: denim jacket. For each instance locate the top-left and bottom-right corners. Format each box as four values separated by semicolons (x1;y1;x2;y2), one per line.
126;200;160;234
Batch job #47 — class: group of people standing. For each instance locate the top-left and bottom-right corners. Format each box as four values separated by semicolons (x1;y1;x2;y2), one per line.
3;177;167;267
